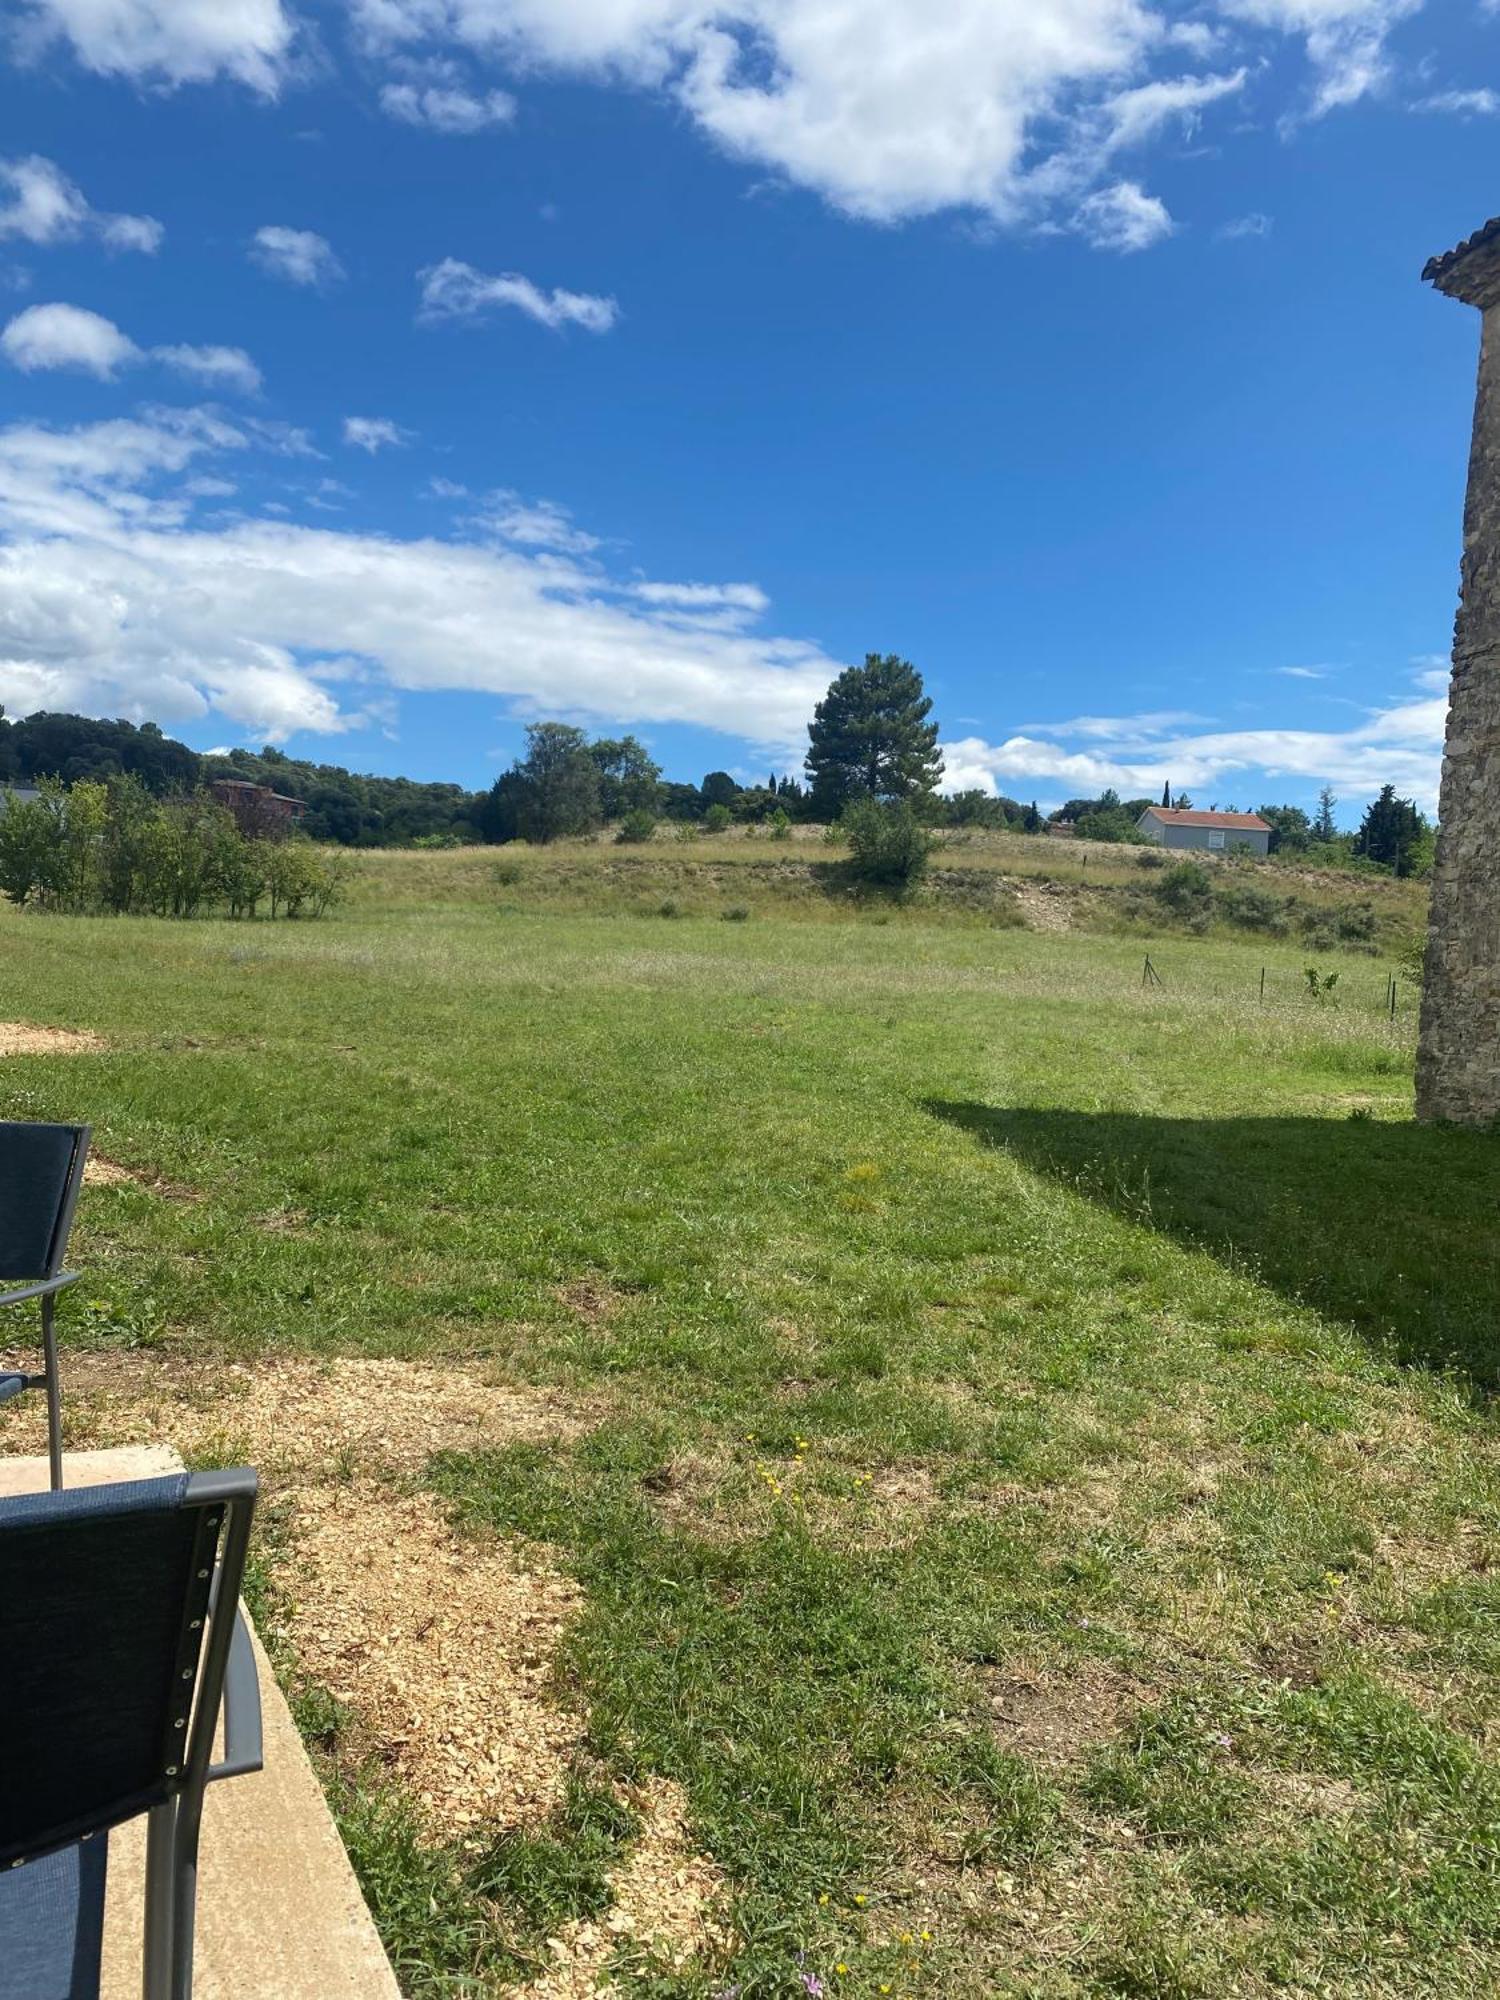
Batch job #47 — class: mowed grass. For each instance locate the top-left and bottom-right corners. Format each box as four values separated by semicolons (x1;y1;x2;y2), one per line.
3;861;1498;1997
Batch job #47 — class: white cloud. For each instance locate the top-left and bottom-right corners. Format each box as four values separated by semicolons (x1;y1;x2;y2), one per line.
1412;88;1500;116
380;80;517;130
343;415;411;452
426;475;469;498
474;491;599;551
418;258;619;332
1222;0;1420;115
1217;210;1273;239
1273;664;1328;678
348;0;1411;240
941;687;1447;812
249;225;344;287
98;211;165;253
155;344;263;394
1;303;262;393
13;0;293;93
1;301;141;377
0;155;162;254
1074;180;1175;251
1101;69;1249;151
0;407;840;751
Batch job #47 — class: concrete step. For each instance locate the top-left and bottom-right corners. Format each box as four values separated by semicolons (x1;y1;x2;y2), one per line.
1;1448;403;2000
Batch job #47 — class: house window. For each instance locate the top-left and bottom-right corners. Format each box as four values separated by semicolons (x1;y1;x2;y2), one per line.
1208;830;1226;850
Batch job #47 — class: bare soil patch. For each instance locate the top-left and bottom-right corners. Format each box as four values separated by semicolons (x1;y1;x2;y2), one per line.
979;1661;1148;1767
0;1020;105;1055
557;1278;628;1326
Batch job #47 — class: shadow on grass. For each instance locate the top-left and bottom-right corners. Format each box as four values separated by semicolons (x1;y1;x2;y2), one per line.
925;1100;1500;1390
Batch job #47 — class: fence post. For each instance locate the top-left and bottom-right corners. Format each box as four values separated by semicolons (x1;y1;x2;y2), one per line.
1259;966;1266;1004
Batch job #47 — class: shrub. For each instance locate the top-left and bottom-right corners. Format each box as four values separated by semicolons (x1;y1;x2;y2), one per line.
841;797;933;894
1217;882;1289;935
615;809;657;845
768;808;792;841
0;775;344;921
1155;861;1214;932
722;904;751;922
1135;847;1167;870
703;804;733;834
494;860;523;886
656;898;683;919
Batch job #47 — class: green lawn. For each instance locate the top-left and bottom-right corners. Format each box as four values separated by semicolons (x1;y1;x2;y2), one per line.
2;867;1497;1998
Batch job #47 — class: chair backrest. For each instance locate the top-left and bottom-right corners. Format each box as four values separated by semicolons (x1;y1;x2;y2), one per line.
0;1121;90;1281
0;1470;257;1868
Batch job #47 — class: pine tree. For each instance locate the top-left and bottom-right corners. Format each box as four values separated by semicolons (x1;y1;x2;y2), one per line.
1314;785;1338;842
1161;780;1172;809
1355;784;1428;877
804;654;942;817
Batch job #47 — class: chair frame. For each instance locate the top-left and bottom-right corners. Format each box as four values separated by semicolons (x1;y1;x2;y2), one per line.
0;1466;262;2000
1;1122;90;1491
143;1468;262;2000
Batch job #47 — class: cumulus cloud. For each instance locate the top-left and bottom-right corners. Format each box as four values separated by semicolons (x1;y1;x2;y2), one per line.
1;304;263;394
345;0;1413;240
155;344;263;393
0;406;840;750
0;154;162;254
1;301;140;377
1073;180;1175;252
940;693;1446;812
249;225;343;287
343;415;411;452
12;0;293;92
418;258;619;332
380;80;517;130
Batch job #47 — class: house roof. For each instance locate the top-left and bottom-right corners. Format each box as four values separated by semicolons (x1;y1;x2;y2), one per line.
1139;808;1271;832
1423;217;1500;307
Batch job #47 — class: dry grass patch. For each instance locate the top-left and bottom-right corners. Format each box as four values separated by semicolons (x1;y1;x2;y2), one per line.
521;1777;730;1998
286;1482;582;1842
0;1020;105;1055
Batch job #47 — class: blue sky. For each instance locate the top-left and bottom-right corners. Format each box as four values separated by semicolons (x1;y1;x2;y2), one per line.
0;0;1494;818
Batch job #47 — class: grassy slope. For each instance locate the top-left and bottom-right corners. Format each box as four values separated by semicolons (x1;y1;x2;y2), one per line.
2;853;1497;1998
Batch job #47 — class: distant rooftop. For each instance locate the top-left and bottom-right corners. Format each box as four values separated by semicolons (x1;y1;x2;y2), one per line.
1140;808;1271;831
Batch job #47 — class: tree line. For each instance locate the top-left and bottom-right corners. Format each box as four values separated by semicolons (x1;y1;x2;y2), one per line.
0;777;344;919
0;671;1435;880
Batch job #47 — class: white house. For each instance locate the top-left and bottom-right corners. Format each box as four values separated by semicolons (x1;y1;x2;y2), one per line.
1137;807;1272;856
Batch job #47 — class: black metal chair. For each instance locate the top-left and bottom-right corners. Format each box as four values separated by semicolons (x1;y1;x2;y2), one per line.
0;1467;262;2000
0;1121;90;1490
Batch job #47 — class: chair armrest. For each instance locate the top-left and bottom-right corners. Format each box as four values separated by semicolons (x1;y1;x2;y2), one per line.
207;1606;264;1784
0;1271;81;1310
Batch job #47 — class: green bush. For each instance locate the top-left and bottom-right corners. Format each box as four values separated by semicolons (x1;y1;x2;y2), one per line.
722;904;751;922
1155;860;1214;932
703;804;733;834
840;796;933;894
1217;882;1290;935
769;808;792;841
614;808;657;845
0;774;344;921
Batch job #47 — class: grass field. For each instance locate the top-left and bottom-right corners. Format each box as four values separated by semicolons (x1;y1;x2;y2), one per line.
3;852;1498;1998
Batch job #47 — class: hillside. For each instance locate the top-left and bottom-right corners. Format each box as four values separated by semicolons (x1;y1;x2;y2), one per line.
338;826;1429;953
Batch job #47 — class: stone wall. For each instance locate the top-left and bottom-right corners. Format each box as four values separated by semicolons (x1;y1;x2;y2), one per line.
1417;225;1500;1125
